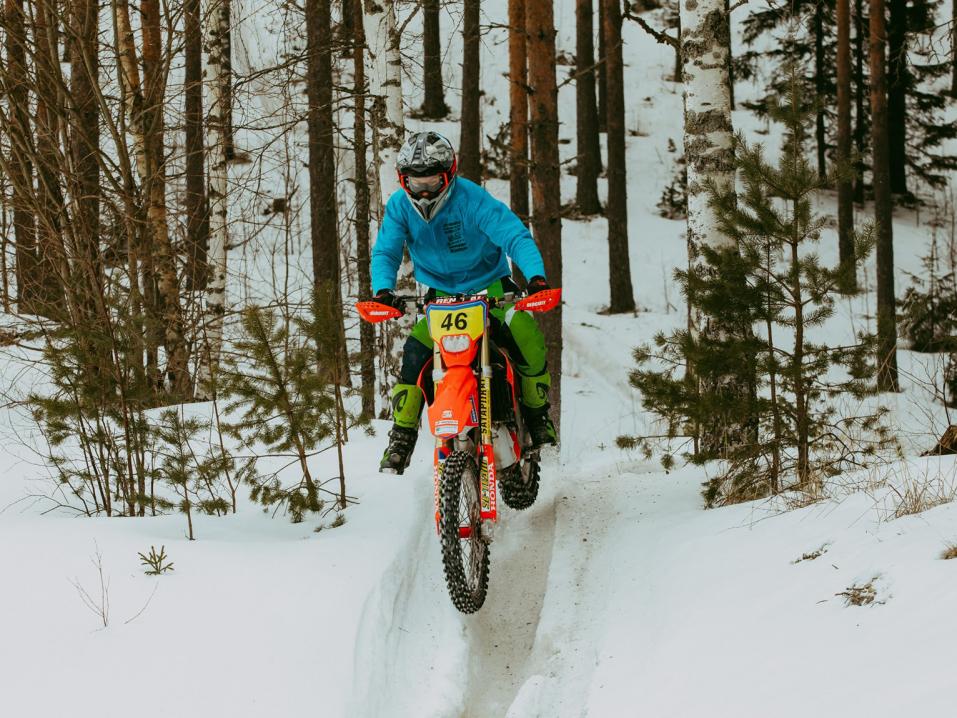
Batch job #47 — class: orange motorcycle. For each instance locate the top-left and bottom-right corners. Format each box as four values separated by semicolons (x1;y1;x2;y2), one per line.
357;287;561;613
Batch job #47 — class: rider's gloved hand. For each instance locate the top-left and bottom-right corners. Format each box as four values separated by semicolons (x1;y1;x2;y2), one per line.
527;276;550;294
374;288;405;315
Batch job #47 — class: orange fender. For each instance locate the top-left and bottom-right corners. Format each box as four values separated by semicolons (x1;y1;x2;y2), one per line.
428;366;479;438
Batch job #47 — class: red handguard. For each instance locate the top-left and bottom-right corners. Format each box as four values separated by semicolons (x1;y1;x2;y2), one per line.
356;300;403;323
515;288;562;313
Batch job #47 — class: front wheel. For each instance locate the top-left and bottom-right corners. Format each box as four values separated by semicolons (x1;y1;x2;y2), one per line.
439;451;490;613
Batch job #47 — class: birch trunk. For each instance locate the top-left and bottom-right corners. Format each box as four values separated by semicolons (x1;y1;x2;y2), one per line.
680;0;735;258
362;0;412;415
196;0;231;397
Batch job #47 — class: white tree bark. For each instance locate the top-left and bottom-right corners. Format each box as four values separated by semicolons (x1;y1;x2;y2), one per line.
362;0;414;416
680;0;735;257
196;0;231;397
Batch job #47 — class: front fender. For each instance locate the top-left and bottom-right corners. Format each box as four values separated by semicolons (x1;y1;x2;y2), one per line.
428;366;479;438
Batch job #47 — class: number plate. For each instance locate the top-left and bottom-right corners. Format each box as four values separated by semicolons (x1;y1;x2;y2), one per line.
426;300;487;343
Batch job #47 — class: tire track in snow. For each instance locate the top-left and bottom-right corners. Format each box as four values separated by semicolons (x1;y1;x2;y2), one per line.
459;493;559;718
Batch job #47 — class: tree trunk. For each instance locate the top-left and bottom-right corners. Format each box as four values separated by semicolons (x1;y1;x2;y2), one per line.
575;0;602;215
680;0;735;257
597;0;607;132
526;0;563;432
2;0;40;313
602;0;635;312
681;0;746;455
509;0;529;226
887;0;907;196
306;0;347;384
869;0;899;391
69;0;102;300
185;0;208;291
421;0;448;118
854;0;866;203
837;0;856;291
459;0;482;182
354;0;376;419
34;0;68;314
952;0;957;96
362;0;411;415
115;0;191;396
196;0;231;396
814;0;827;181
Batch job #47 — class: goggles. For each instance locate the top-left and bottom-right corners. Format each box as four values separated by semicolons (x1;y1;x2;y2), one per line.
401;172;450;199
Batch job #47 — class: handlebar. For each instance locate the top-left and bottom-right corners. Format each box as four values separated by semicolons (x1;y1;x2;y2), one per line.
356;287;562;324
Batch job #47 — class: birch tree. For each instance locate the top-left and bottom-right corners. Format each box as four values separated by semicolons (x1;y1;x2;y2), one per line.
362;0;411;413
196;0;232;396
680;0;735;258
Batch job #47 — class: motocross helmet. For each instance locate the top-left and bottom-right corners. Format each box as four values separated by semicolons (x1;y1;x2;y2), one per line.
396;131;457;221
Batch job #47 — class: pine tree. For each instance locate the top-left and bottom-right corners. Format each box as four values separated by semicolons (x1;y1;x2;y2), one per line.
459;0;482;181
626;78;890;505
221;295;356;521
421;0;449;118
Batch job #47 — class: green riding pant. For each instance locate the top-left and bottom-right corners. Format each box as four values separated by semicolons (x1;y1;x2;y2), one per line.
390;282;551;430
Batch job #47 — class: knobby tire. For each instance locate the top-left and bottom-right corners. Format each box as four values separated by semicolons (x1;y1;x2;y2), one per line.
439;451;490;613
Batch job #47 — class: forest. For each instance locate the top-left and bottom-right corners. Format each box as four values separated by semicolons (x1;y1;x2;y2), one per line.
3;0;957;716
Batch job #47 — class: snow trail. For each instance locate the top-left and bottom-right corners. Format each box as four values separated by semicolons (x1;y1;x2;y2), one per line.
460;492;559;717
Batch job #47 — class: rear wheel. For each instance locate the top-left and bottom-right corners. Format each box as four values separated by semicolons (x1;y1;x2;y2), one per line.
500;458;540;510
439;451;490;613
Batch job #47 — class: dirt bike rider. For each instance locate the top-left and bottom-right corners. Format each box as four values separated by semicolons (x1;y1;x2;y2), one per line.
372;131;557;474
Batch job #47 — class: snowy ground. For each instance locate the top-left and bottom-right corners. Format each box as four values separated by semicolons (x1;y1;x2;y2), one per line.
4;3;957;718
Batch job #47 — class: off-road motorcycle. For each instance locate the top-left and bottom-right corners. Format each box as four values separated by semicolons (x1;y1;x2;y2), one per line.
357;287;561;613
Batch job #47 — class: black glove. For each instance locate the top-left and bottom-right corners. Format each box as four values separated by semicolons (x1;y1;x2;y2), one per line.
527;276;550;294
374;288;405;314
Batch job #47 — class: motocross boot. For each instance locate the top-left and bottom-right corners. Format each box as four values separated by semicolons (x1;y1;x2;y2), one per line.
379;383;424;474
523;405;557;449
379;425;419;474
519;370;557;449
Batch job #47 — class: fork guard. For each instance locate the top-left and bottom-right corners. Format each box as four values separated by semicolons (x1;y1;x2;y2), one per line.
427;365;480;438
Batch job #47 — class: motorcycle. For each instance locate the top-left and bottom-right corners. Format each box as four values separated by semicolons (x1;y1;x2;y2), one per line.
357;287;561;613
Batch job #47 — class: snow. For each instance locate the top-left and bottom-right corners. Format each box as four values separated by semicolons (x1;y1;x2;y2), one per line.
3;2;957;717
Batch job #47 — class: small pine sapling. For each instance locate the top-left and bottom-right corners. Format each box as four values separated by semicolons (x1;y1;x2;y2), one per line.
221;293;357;522
138;545;175;575
152;408;237;540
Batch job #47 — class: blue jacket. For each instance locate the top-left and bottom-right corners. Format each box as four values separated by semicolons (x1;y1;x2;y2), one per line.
370;178;546;294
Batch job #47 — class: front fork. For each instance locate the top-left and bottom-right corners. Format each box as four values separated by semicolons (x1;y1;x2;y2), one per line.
432;328;498;536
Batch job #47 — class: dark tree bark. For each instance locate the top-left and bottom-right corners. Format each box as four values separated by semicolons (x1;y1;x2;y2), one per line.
421;0;448;118
597;0;607;132
34;0;67;314
854;0;866;203
184;0;208;291
837;0;856;291
602;0;635;312
3;0;40;313
526;0;563;429
306;0;347;379
952;0;957;96
508;0;529;285
575;0;602;215
869;0;899;391
354;0;376;418
814;0;826;180
887;0;907;196
459;0;481;181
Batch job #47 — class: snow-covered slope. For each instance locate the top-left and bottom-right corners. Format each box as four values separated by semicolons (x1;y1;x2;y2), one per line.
3;3;957;718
